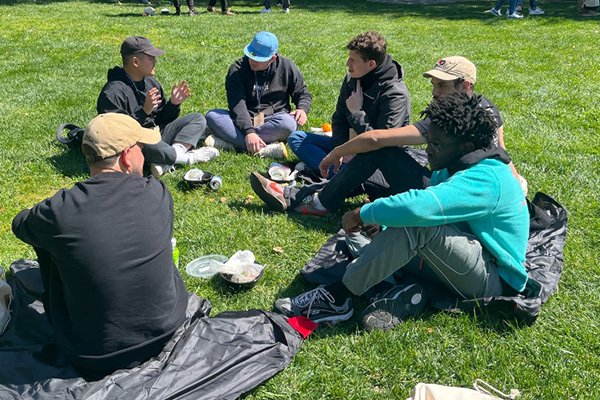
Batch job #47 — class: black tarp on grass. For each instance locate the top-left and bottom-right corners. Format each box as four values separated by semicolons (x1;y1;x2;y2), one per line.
0;260;303;399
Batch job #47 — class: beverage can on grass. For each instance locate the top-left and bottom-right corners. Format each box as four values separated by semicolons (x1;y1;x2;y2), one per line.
210;175;222;190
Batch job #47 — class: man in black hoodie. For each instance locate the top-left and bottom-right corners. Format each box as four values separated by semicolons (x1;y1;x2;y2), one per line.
204;31;312;159
250;31;428;216
12;113;190;378
97;36;210;178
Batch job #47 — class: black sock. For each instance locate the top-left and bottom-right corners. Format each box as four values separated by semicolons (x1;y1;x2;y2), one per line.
324;283;352;305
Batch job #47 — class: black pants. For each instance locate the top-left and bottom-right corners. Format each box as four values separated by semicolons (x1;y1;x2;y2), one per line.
207;0;228;11
286;147;430;212
143;112;206;165
173;0;195;12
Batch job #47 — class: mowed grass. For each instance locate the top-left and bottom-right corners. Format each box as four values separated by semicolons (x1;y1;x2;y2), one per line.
1;0;599;398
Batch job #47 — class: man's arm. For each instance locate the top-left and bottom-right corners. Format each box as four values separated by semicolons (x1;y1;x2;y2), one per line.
225;65;255;136
319;124;425;177
153;80;182;127
288;60;312;124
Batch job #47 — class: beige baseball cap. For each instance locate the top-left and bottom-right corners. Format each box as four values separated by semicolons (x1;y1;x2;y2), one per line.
82;113;160;159
422;56;477;84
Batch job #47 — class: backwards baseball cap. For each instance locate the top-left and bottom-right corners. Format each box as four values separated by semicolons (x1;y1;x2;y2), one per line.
82;113;160;159
422;56;477;85
244;31;279;62
120;36;165;58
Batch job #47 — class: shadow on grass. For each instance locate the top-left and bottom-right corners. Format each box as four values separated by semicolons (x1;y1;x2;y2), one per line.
0;0;589;22
48;145;88;178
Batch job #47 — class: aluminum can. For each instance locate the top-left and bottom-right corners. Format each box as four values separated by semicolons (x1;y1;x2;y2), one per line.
209;175;222;190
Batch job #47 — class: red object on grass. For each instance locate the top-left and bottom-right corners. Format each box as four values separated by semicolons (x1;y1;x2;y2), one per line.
287;316;318;339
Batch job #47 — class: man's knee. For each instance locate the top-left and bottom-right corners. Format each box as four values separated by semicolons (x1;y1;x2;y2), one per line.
287;130;307;151
277;113;298;134
205;109;229;127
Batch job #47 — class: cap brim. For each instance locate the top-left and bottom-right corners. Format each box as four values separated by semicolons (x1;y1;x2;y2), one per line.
138;126;161;145
422;69;459;81
243;45;273;62
143;47;165;57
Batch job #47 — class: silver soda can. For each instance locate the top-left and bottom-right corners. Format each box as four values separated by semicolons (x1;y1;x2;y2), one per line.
209;175;222;190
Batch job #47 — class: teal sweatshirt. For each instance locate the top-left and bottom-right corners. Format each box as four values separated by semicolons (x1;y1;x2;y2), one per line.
359;150;530;292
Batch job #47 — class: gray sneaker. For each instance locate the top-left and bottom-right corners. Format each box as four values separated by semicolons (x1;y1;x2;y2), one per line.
249;172;288;212
275;286;353;324
360;283;427;331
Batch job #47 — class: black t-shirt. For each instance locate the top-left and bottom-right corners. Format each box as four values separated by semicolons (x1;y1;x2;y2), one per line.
12;172;188;371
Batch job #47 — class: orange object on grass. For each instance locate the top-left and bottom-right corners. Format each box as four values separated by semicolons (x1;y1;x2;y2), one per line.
321;122;332;132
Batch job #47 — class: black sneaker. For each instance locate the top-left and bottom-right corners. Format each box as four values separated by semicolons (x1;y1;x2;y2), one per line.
275;286;353;324
360;283;427;331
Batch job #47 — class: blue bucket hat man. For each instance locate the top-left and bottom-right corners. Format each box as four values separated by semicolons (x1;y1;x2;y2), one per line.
244;31;279;62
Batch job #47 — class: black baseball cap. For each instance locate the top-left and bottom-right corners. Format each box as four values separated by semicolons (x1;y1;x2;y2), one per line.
120;36;165;57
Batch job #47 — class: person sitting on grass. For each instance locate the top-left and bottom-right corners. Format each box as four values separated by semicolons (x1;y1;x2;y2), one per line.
12;113;189;378
250;56;526;217
97;36;210;178
273;93;530;331
287;31;411;177
204;31;312;159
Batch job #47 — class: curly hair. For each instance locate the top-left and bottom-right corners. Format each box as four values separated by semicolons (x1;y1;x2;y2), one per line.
420;93;497;150
346;31;387;66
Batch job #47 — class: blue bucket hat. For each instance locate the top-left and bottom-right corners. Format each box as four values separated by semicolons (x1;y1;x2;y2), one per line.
243;31;279;62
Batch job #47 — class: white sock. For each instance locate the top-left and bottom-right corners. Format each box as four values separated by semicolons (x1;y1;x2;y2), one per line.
173;143;190;165
312;194;327;211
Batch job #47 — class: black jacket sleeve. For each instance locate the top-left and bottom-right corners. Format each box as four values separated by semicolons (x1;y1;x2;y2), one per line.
226;63;256;136
97;82;151;126
348;84;410;134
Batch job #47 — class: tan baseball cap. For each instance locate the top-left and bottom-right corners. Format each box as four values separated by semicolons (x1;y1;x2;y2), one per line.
422;56;477;84
82;113;160;159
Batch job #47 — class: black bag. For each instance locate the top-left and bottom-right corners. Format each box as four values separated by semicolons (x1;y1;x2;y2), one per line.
56;123;84;146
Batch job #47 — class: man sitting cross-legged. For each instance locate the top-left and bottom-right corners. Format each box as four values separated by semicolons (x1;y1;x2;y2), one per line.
273;93;530;330
12;113;189;378
204;31;312;159
97;36;211;178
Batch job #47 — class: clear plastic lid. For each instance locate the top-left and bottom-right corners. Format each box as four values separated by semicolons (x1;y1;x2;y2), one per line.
185;254;229;278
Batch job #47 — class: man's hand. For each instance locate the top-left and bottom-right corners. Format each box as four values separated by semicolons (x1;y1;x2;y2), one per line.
290;109;308;126
362;224;381;238
170;80;191;106
143;87;162;115
319;149;343;178
345;80;363;113
342;207;363;233
245;132;266;154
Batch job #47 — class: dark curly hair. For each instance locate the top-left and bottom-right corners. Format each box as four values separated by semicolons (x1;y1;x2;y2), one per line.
346;31;387;66
420;93;497;150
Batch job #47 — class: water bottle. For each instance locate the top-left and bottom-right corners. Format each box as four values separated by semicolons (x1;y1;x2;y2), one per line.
171;238;180;268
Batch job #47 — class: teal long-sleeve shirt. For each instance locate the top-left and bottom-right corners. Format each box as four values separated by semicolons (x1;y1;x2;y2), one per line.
360;158;530;292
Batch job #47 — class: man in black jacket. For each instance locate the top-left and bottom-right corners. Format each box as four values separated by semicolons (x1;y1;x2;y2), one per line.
97;36;211;178
205;31;312;159
250;31;426;216
12;113;190;378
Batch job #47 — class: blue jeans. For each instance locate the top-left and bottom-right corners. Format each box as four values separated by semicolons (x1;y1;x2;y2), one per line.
287;131;334;173
205;109;297;152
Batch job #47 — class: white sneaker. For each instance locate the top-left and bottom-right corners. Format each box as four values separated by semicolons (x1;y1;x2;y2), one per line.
204;134;234;151
507;11;524;18
283;8;289;13
485;7;501;17
187;147;220;164
259;7;272;13
257;143;288;159
150;163;175;178
529;7;544;15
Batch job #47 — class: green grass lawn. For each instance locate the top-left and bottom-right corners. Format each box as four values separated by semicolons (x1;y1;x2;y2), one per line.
1;0;599;398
